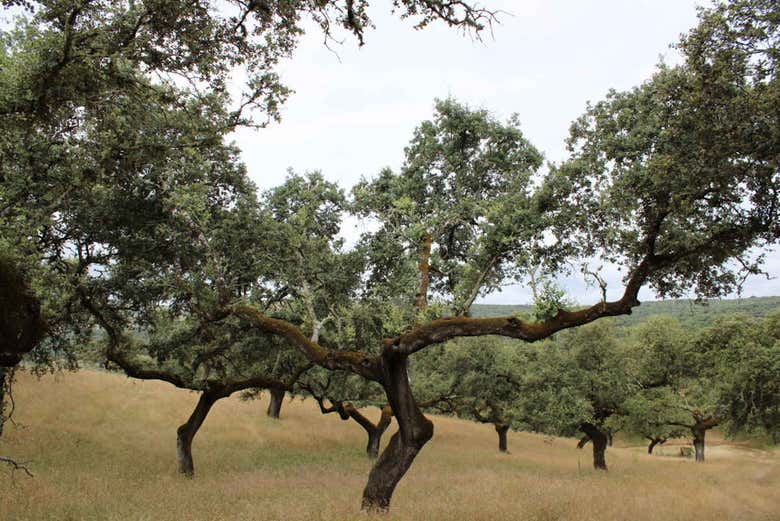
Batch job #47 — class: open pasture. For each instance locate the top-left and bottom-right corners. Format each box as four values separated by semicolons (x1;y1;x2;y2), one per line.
1;370;778;521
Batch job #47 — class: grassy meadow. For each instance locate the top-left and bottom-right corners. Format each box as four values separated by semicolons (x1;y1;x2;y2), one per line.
1;370;779;521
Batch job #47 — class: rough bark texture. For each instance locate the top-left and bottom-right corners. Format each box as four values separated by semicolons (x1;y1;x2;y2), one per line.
177;392;220;478
580;423;608;470
361;354;433;512
266;388;285;419
495;423;509;453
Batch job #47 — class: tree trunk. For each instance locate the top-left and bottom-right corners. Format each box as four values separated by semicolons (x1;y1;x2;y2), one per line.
580;423;608;470
367;429;382;459
693;427;706;462
413;234;433;310
266;388;285;419
495;423;509;453
0;366;6;438
365;405;393;460
177;392;220;478
647;436;666;454
361;354;433;512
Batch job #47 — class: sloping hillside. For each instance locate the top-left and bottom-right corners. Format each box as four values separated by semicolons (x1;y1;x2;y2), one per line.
1;370;778;520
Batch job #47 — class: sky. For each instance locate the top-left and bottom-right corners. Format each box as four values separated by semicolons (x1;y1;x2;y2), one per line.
231;0;779;305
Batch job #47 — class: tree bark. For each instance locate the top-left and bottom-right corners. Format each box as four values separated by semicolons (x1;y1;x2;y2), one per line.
361;354;433;512
693;427;706;462
580;423;608;470
413;234;433;310
177;392;220;478
366;429;382;459
266;388;285;419
365;405;393;459
689;412;717;463
495;423;509;453
0;366;6;437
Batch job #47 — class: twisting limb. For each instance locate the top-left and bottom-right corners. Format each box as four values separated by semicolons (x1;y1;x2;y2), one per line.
298;379;394;459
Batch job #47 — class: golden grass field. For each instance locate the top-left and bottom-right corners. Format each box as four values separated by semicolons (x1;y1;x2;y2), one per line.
1;370;779;521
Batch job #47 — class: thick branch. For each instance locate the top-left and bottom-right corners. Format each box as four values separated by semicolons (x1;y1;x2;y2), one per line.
231;305;382;381
385;257;651;356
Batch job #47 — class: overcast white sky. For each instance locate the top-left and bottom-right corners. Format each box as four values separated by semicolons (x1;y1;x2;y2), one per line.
231;0;779;305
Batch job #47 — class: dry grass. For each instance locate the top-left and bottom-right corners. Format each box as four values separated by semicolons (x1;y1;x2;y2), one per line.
1;370;779;521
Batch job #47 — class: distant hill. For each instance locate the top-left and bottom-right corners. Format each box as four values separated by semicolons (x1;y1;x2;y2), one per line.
471;296;780;329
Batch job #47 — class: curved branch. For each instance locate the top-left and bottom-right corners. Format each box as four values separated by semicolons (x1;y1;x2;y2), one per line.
385;256;652;356
230;305;382;381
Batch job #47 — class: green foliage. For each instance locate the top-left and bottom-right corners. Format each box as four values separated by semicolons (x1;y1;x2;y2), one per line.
412;337;528;430
531;279;573;321
353;97;545;314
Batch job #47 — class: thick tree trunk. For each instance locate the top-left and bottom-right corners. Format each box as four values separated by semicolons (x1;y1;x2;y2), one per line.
693;427;706;462
0;366;6;437
361;354;433;512
266;388;285;419
580;423;608;470
495;423;509;453
177;392;220;478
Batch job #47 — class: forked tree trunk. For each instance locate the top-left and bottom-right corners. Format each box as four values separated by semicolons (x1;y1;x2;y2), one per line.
177;392;220;478
365;405;393;459
580;423;608;470
693;427;706;462
495;423;509;453
361;353;433;512
689;412;717;463
266;388;285;419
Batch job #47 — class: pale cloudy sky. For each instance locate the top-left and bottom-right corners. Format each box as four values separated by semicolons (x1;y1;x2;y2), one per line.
231;0;779;305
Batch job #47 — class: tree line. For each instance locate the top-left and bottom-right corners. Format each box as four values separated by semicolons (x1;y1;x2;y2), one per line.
1;0;779;513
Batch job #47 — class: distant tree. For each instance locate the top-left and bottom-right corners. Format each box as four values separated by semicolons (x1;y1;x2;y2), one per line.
717;309;780;442
414;338;527;453
614;316;692;454
296;371;391;459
